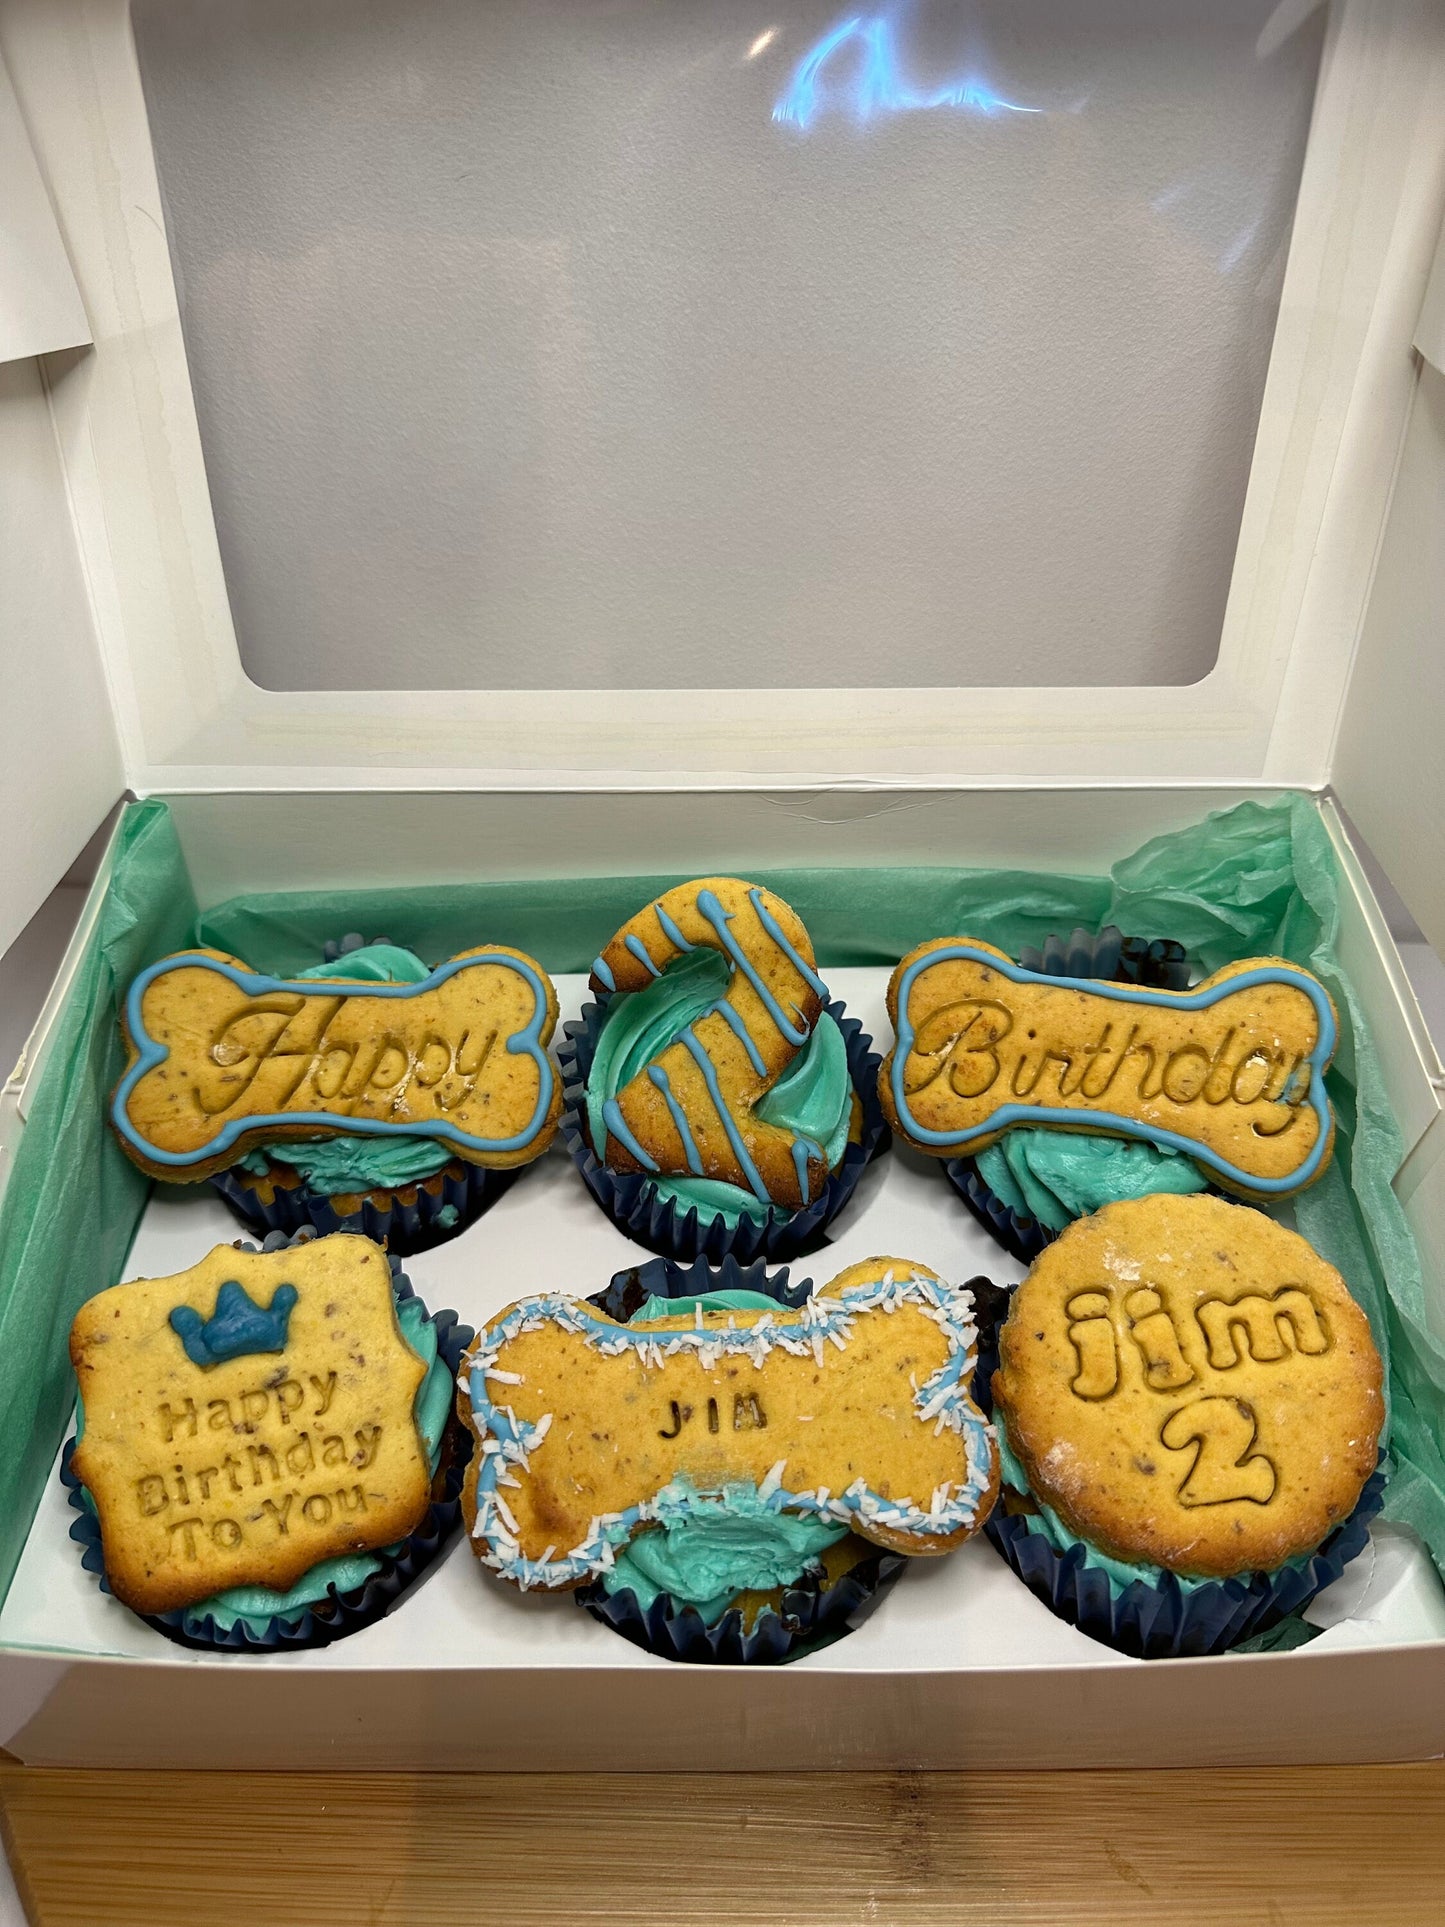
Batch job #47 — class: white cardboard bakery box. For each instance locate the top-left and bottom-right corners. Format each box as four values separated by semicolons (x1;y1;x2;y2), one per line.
1;0;1444;1770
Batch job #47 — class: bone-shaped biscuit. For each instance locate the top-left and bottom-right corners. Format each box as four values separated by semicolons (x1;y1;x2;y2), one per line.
459;1257;998;1587
69;1237;430;1615
880;939;1337;1197
586;877;836;1208
111;945;562;1180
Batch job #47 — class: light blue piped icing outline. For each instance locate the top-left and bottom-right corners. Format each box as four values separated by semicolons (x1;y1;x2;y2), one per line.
465;1265;995;1590
655;905;695;952
710;999;768;1076
599;1099;659;1172
114;951;557;1170
748;887;830;1001
679;1029;770;1201
790;1136;823;1200
624;934;661;979
647;1065;704;1176
891;945;1337;1195
695;888;811;1046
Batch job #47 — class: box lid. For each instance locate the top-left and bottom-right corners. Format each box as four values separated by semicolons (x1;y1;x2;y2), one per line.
1;1;1443;934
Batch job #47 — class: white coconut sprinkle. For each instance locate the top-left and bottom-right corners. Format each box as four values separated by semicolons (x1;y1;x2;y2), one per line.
463;1265;994;1590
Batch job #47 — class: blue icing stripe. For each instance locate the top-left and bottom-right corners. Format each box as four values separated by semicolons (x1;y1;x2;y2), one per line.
748;887;829;1000
112;951;555;1169
695;889;810;1046
791;1135;822;1202
601;1099;661;1172
655;905;695;952
625;934;662;979
592;955;616;992
710;999;768;1078
648;1065;704;1176
890;945;1337;1194
680;1028;771;1202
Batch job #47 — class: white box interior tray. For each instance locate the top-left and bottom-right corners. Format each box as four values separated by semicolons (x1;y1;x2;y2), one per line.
6;969;1443;1675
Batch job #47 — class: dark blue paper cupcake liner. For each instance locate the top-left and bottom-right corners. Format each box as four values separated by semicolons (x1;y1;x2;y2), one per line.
1019;927;1190;991
61;1230;475;1653
577;1541;906;1666
210;1157;513;1258
573;1253;904;1664
986;1475;1385;1661
945;924;1196;1264
583;1251;813;1321
558;995;888;1264
969;1274;1387;1659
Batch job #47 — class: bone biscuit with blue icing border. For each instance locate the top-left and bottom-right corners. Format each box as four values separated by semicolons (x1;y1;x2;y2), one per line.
458;1256;999;1587
585;877;833;1206
879;937;1338;1199
68;1236;430;1616
111;943;562;1182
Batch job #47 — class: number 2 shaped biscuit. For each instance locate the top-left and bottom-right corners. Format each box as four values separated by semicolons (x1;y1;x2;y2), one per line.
587;878;835;1209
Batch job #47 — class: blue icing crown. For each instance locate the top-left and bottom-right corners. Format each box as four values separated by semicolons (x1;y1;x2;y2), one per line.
170;1280;299;1368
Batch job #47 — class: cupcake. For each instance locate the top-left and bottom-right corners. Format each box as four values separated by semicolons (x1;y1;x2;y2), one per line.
63;1229;473;1650
574;1257;903;1663
986;1195;1385;1658
211;937;516;1251
460;1254;998;1663
947;927;1204;1260
560;878;885;1262
112;931;562;1255
877;924;1338;1261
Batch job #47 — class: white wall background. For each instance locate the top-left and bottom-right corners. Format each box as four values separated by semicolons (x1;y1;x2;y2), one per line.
132;0;1323;693
0;356;122;956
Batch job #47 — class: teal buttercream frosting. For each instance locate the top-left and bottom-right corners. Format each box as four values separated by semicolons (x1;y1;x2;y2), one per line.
993;1410;1314;1598
600;1291;847;1622
586;953;853;1228
645;1177;770;1230
77;1289;450;1637
236;944;456;1197
976;1128;1206;1233
603;1474;847;1625
632;1288;782;1323
245;1134;456;1195
296;944;433;987
757;1009;851;1167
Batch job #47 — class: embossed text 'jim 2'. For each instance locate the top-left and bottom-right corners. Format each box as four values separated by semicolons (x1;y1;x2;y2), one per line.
1063;1285;1332;1510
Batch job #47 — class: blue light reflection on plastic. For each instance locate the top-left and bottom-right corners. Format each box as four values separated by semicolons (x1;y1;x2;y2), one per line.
772;14;1041;133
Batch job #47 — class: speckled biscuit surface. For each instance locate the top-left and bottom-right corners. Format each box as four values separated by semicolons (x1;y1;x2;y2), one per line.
69;1237;429;1614
587;877;832;1206
880;937;1337;1198
992;1195;1383;1577
112;944;561;1180
460;1257;999;1587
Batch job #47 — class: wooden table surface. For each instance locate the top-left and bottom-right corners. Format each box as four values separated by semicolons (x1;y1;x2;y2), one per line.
2;1762;1444;1925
